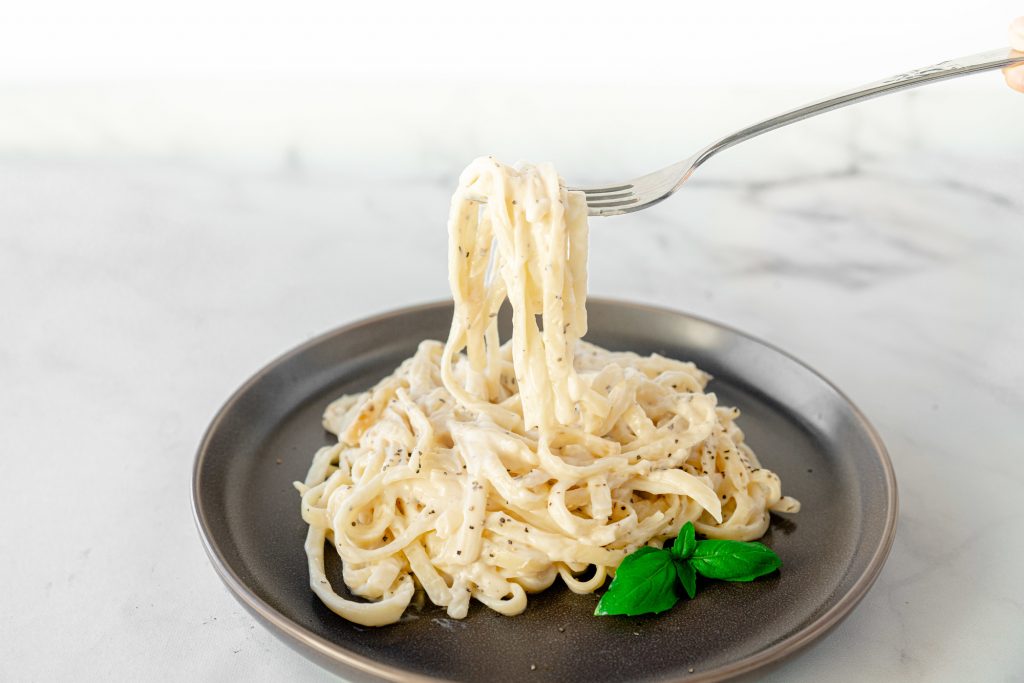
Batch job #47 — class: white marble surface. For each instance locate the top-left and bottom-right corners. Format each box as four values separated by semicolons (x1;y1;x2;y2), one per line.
2;81;1023;681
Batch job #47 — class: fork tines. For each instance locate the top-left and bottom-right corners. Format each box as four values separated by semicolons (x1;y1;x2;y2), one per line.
574;184;638;210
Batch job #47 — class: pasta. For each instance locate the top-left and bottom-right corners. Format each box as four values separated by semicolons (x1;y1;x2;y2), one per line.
294;157;799;626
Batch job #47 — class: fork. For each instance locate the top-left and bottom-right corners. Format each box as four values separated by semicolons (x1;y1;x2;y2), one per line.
574;47;1024;216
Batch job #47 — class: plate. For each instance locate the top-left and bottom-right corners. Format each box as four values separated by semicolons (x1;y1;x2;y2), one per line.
192;299;897;682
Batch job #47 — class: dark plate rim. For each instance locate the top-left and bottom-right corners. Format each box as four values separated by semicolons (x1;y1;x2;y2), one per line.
191;298;899;683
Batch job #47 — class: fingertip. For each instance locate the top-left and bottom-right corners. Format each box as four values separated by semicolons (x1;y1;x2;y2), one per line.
1005;66;1024;93
1012;17;1024;50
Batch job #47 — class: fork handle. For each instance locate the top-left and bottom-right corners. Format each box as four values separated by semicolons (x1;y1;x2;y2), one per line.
697;47;1024;166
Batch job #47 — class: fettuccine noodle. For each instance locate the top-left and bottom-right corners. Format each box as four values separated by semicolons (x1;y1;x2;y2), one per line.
295;157;799;626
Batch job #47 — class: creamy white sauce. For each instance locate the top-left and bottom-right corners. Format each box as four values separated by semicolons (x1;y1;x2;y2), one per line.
295;158;799;626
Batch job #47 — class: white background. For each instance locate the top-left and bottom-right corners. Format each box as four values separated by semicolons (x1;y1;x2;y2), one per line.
1;0;1020;84
2;1;1020;180
2;2;1023;682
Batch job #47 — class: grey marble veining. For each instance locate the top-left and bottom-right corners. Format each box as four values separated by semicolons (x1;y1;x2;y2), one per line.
1;82;1022;682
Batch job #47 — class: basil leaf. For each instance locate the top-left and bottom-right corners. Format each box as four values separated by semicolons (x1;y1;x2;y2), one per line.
594;548;681;616
674;559;696;599
690;540;781;582
671;522;697;560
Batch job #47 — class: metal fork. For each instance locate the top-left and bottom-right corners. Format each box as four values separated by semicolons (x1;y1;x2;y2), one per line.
574;47;1024;216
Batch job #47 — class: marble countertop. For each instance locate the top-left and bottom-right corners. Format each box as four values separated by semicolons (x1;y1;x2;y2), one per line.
2;81;1022;681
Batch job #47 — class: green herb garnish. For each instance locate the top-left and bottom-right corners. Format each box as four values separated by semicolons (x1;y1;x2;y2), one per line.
594;522;781;617
689;539;781;582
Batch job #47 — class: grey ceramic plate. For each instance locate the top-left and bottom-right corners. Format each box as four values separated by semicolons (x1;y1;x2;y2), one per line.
192;299;897;683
